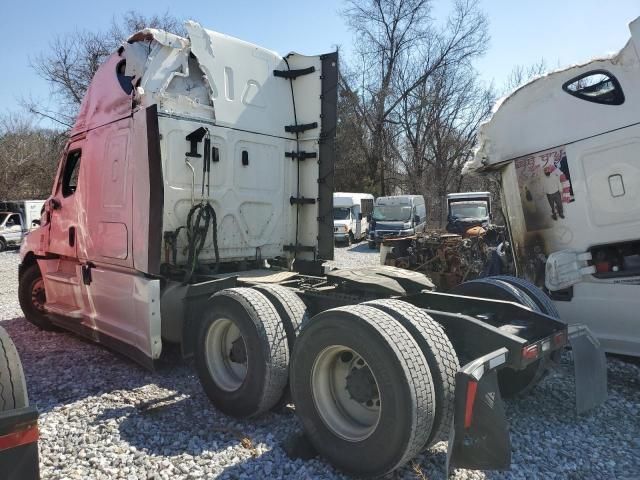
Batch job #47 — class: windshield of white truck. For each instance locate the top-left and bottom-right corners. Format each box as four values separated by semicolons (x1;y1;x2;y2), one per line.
450;202;488;219
333;207;351;220
372;205;412;222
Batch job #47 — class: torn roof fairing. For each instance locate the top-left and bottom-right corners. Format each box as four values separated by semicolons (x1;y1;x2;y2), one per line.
465;17;640;174
127;28;189;50
69;21;307;139
70;53;133;137
183;22;300;139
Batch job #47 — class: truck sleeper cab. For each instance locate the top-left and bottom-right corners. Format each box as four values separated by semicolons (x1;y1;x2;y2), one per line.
467;15;640;357
18;22;605;478
368;194;427;249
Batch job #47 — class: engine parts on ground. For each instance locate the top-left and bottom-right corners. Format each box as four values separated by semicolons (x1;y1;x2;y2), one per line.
381;225;512;291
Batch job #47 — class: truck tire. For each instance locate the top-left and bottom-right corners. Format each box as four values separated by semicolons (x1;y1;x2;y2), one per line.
194;288;289;418
290;305;435;477
490;275;560;318
18;263;55;331
450;278;548;397
0;326;29;411
252;284;308;409
0;238;6;252
364;299;458;447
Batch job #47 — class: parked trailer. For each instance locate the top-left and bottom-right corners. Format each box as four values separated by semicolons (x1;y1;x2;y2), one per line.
18;22;605;478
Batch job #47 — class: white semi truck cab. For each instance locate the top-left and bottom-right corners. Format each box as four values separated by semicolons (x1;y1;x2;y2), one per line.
17;22;606;478
466;16;640;357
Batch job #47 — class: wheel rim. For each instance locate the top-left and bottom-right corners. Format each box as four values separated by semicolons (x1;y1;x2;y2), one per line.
205;318;248;391
311;345;381;441
31;278;46;312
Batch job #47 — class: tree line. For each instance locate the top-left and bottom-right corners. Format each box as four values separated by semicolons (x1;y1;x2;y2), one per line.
1;3;544;226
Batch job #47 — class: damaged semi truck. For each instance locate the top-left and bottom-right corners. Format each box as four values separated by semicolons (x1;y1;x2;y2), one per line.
17;22;605;477
464;16;640;358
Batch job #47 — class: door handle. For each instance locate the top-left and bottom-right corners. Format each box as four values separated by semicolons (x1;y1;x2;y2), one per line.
68;226;76;247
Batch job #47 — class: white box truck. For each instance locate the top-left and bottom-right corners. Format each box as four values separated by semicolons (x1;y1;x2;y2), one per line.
333;192;374;245
17;21;604;477
0;201;45;251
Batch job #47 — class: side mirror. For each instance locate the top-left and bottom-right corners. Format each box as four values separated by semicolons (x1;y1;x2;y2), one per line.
49;198;61;210
414;215;420;225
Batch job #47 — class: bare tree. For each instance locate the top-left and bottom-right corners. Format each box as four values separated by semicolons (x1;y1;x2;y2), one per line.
339;0;489;195
0;114;66;198
29;11;186;126
395;60;494;224
502;58;548;95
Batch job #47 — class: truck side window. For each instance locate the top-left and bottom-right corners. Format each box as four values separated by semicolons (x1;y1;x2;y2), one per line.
61;150;82;197
9;214;21;226
562;70;624;105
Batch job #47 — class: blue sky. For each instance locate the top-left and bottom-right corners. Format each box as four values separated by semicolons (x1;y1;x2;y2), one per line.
1;0;638;128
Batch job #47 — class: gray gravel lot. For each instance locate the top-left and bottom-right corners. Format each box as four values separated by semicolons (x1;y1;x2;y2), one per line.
1;245;639;479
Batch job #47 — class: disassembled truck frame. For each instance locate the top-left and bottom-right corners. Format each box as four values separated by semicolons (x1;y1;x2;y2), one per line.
17;22;605;477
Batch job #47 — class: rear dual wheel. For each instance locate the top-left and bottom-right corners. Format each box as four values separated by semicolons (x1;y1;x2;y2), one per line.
291;305;437;477
194;288;289;418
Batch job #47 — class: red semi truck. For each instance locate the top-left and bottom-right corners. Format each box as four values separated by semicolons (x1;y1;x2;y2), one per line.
17;21;605;477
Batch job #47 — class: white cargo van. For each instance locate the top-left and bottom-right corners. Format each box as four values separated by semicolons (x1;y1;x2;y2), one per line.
466;16;640;356
333;192;374;245
368;195;426;248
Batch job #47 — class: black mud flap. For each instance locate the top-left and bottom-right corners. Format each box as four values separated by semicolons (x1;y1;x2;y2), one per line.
568;324;607;414
0;406;40;480
447;347;511;473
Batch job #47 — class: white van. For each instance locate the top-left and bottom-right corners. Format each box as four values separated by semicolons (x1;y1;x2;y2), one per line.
466;16;640;356
368;195;426;248
333;192;374;245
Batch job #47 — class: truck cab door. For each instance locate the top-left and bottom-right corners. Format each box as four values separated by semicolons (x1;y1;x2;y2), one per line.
48;147;82;258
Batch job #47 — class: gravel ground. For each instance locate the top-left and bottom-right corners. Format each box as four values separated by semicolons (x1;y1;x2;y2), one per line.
1;246;639;479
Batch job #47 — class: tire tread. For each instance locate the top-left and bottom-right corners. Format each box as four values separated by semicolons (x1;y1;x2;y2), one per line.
365;299;458;446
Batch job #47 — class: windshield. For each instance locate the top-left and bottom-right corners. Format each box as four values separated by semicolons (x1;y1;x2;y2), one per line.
372;205;412;222
450;202;488;219
333;207;351;221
